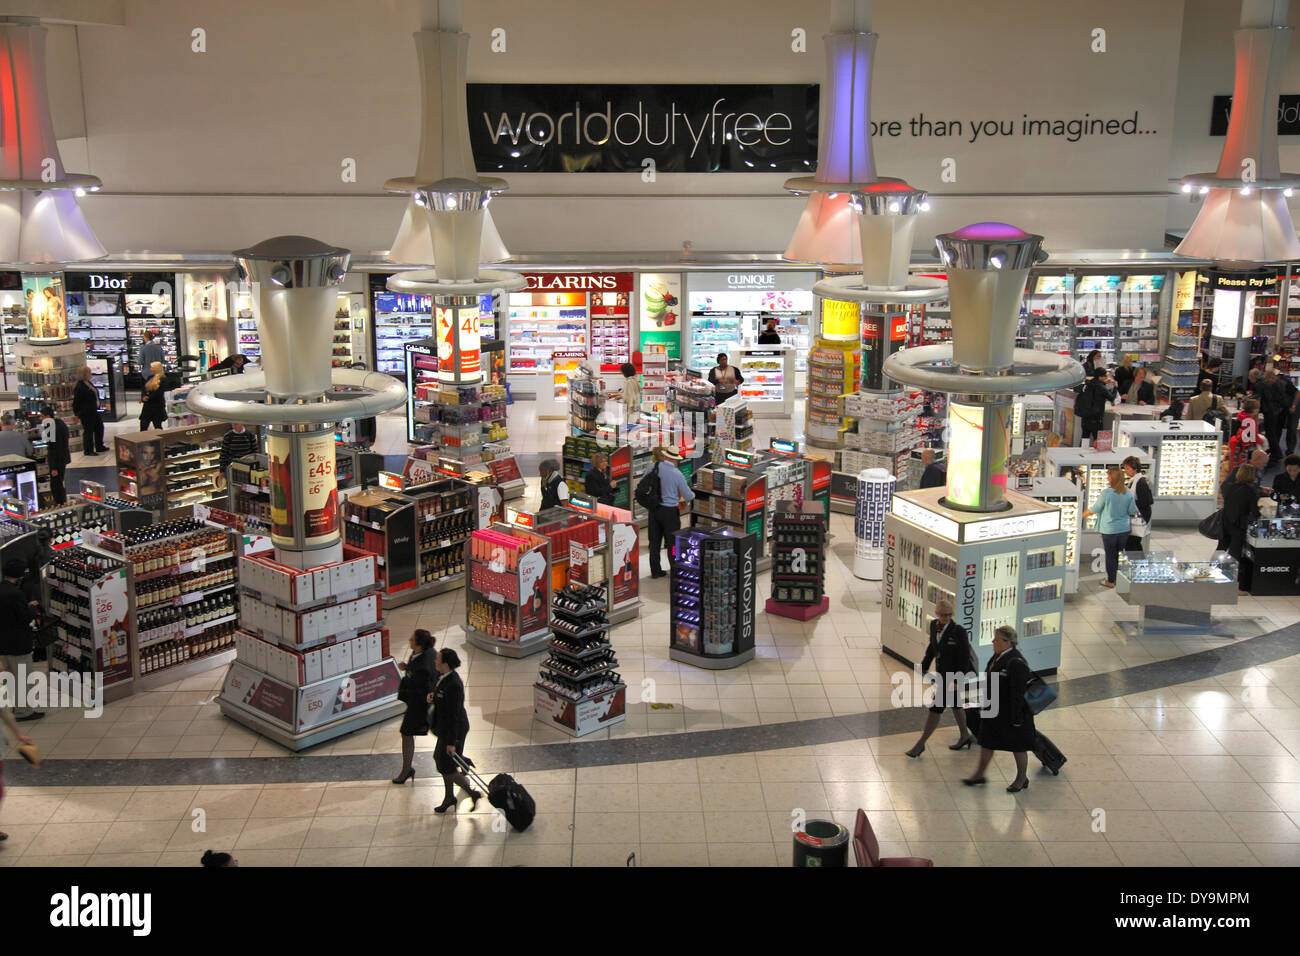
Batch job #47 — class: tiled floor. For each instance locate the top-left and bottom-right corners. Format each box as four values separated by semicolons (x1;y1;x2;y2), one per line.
5;402;1298;866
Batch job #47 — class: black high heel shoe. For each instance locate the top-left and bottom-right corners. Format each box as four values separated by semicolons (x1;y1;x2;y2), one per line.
1006;778;1029;793
949;737;974;751
434;799;457;813
904;745;925;759
961;777;987;786
465;789;482;810
391;768;414;785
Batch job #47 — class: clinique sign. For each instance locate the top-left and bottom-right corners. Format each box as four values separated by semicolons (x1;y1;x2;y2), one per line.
468;84;818;173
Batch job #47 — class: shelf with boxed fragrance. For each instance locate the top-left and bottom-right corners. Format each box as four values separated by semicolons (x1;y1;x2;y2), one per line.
710;395;752;463
689;453;770;566
669;526;758;670
1114;420;1221;523
113;421;244;520
42;546;134;701
882;488;1068;675
533;581;627;737
805;342;859;448
766;500;829;620
841;389;927;483
219;549;402;751
1116;550;1238;633
463;523;553;658
15;339;86;443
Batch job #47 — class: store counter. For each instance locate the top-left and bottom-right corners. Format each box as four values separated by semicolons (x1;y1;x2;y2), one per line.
1116;551;1238;633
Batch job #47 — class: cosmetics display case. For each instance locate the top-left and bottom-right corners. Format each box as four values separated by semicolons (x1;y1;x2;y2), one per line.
1242;513;1300;595
405;339;437;444
533;582;627;737
373;290;432;375
710;396;753;462
1114;420;1221;524
882;488;1068;675
733;345;794;418
669;526;757;670
1116;550;1239;632
463;522;553;659
15;339;85;444
113;422;237;520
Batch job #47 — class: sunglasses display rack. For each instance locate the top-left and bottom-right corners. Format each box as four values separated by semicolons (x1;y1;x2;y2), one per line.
766;500;829;620
462;523;553;659
1021;477;1083;593
1043;446;1154;534
533;582;627;737
668;526;757;670
1112;420;1221;524
43;546;134;700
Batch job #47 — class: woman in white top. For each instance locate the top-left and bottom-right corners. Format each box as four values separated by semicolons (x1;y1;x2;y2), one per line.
619;363;641;437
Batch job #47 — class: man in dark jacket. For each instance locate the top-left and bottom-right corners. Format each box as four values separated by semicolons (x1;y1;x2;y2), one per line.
538;458;569;510
1075;367;1110;444
40;405;71;506
219;422;259;476
1258;370;1289;464
918;449;946;489
0;558;42;720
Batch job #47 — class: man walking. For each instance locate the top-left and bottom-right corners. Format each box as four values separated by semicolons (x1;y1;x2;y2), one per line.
643;446;694;579
138;330;165;376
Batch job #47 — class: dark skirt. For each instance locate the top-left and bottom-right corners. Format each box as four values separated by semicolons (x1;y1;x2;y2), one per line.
399;701;428;737
433;728;469;774
976;709;1036;752
928;672;967;714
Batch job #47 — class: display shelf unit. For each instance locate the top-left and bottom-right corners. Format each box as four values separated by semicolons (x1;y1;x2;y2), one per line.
463;523;553;658
841;389;926;484
373;290;432;376
882;488;1067;675
405;338;437;444
1017;274;1074;355
113;422;234;519
1114;420;1220;523
805;343;859;448
1010;394;1056;455
562;435;637;513
233;290;260;363
123;294;181;372
1023;477;1083;594
689;455;770;563
733;345;794;418
1043;447;1154;539
220;550;400;751
669;526;757;670
43;546;134;702
687;311;743;373
67;309;130;369
0;301;26;390
533;582;627;736
86;355;126;422
669;375;715;462
228;453;270;527
333;292;368;368
710;396;753;463
766;500;828;619
166;383;206;428
15;340;86;443
507;296;587;376
567;363;606;437
640;345;669;413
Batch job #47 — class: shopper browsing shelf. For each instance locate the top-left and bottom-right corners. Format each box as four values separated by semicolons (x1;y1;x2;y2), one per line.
0;413;33;460
72;366;108;456
137;329;165;376
0;559;42;721
1187;378;1221;422
1115;354;1135;398
1122;456;1153;552
39;405;70;506
219;422;259;478
1273;454;1300;502
538;458;570;510
583;451;617;506
619;362;641;414
425;647;481;813
905;599;976;758
641;445;694;579
1074;367;1110;444
392;629;436;785
708;353;743;403
1081;466;1136;588
963;625;1035;793
209;353;248;374
918;448;946;490
1223;463;1261;595
757;319;782;344
1258;370;1289;464
139;361;168;431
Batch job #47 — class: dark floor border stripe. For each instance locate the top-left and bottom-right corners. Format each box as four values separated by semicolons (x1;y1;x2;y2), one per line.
10;620;1300;788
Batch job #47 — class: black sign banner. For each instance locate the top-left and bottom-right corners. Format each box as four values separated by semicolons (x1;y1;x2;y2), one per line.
467;83;818;173
1210;94;1300;136
64;271;176;294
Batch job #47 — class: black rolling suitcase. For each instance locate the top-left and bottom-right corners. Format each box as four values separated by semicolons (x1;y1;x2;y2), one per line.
452;754;536;831
1033;730;1067;775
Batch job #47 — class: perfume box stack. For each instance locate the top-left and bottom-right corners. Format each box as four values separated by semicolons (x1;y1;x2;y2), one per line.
239;590;380;647
238;553;377;607
236;628;391;687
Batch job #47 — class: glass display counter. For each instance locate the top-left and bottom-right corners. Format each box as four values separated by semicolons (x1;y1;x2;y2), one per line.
1242;514;1300;595
1116;550;1239;632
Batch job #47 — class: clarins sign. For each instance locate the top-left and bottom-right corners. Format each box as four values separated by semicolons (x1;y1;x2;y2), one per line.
468;84;818;173
522;272;633;292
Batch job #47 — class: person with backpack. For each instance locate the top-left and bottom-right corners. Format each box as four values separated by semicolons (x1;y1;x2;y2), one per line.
1074;367;1110;444
1187;378;1220;422
538;459;569;510
638;446;694;579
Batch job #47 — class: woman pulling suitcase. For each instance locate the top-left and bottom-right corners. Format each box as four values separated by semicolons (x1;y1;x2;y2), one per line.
426;648;482;813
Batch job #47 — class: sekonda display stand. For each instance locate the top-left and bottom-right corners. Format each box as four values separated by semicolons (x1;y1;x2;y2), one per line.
669;526;757;669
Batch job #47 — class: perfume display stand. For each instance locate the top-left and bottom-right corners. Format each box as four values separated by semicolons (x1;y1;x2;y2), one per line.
533;582;627;737
462;523;553;659
765;500;829;621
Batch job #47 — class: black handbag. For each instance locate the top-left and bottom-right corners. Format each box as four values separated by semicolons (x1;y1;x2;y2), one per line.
396;674;411;704
1023;675;1058;715
1198;509;1224;540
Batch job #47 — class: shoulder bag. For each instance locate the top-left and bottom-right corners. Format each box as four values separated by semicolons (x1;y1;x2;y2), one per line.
1023;674;1058;715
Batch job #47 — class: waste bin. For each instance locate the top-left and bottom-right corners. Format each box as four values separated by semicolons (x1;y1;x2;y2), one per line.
792;820;849;867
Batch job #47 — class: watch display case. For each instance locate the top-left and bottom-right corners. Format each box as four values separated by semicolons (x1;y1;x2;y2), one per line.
1117;552;1239;627
1242;512;1300;595
669;526;757;669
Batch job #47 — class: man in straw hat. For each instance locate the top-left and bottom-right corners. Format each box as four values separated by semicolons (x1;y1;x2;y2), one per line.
644;445;694;579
